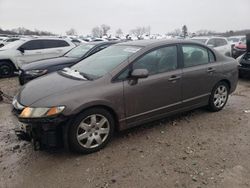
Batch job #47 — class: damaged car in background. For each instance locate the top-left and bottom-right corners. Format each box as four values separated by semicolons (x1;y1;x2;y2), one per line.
237;34;250;77
12;40;238;153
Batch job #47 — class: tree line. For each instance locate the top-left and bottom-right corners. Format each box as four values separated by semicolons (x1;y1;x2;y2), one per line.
1;25;250;38
0;27;54;36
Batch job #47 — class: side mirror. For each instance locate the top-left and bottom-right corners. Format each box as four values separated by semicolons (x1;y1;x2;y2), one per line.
18;47;25;54
130;69;149;79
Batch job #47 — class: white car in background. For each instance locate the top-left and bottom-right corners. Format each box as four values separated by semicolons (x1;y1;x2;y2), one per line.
191;37;232;57
0;37;20;48
0;38;75;77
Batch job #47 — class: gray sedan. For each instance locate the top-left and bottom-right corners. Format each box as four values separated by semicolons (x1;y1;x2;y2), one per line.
13;39;238;153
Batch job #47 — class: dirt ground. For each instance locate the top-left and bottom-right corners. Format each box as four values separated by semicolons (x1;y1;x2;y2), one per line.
0;77;250;188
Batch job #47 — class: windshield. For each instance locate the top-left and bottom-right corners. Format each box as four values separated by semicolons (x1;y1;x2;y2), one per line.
0;39;26;50
241;37;246;44
228;38;240;43
64;44;95;58
191;38;208;44
71;45;141;79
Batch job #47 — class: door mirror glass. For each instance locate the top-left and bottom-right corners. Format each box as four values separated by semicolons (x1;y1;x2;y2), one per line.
130;69;149;79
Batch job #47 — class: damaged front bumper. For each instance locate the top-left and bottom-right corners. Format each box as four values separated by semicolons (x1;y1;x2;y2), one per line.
13;107;70;150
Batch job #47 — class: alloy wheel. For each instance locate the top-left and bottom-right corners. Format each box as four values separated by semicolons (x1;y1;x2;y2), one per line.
76;114;110;149
213;85;228;108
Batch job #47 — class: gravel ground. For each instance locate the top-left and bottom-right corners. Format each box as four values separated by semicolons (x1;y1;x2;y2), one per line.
0;77;250;188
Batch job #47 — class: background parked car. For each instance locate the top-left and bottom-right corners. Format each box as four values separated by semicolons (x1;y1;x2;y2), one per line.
191;36;232;57
70;38;87;45
238;52;250;77
18;41;118;85
0;38;75;78
228;36;246;46
237;34;250;77
232;37;247;58
0;37;20;48
0;36;8;43
13;40;238;153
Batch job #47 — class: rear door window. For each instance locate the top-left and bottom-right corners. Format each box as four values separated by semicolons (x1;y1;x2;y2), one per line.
20;40;44;50
182;45;209;67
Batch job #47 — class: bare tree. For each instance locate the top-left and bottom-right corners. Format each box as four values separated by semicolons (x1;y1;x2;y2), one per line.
92;26;103;38
116;28;123;37
66;28;77;36
101;24;111;36
168;28;182;36
130;26;151;38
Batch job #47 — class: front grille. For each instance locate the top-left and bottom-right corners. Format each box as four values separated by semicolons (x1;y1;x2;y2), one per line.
241;63;250;68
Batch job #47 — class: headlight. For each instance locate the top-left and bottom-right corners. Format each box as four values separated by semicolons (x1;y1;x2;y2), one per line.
25;69;48;76
19;106;65;118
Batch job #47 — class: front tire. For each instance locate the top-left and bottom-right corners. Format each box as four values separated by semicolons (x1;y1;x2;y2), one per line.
208;82;229;112
68;108;115;154
0;61;15;78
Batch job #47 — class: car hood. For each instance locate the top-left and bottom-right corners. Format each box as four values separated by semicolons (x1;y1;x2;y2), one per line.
21;56;78;71
17;72;91;106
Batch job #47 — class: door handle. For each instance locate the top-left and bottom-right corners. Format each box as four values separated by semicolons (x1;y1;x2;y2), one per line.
35;51;42;54
207;67;215;73
168;75;181;81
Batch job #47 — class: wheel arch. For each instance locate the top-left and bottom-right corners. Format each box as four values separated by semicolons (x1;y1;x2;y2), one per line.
218;79;231;91
74;104;120;132
0;59;17;70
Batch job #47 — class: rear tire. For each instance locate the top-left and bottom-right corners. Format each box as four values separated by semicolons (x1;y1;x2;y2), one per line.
0;61;15;78
68;108;115;154
208;82;229;112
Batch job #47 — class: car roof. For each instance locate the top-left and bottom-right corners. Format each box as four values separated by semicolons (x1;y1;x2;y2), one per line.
27;37;69;41
115;39;205;47
84;41;119;45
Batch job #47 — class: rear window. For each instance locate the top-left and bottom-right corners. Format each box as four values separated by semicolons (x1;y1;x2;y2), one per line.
215;39;227;47
228;38;240;43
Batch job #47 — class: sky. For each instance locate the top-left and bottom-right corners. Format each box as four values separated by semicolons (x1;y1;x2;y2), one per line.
0;0;249;35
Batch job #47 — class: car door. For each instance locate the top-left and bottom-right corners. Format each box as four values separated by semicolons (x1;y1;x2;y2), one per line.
16;40;45;66
181;44;218;107
122;45;182;126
